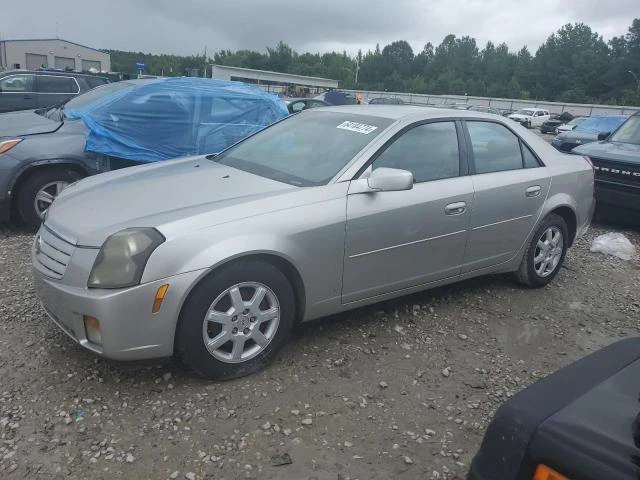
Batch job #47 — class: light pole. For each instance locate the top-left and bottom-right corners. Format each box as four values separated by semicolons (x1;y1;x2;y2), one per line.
629;70;640;92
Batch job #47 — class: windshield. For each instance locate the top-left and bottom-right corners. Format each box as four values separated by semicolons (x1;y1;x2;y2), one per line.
215;111;393;186
64;81;136;111
568;117;586;125
515;109;535;115
574;115;627;134
609;115;640;145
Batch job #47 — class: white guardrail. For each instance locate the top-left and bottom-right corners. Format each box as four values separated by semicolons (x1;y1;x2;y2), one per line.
343;90;640;116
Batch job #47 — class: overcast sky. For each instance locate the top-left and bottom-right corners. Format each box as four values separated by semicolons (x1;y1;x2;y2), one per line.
2;0;639;57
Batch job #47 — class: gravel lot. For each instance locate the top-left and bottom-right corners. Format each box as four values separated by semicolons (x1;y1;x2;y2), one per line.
1;214;638;480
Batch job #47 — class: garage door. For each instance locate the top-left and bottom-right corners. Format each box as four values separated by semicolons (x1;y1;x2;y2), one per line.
26;53;48;70
54;56;75;70
81;60;101;72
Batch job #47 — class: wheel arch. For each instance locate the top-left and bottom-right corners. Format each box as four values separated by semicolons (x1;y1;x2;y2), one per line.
548;206;577;246
9;160;89;204
177;252;307;326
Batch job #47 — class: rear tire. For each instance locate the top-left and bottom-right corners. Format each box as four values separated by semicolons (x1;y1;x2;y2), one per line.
17;168;81;230
516;214;568;288
176;259;295;380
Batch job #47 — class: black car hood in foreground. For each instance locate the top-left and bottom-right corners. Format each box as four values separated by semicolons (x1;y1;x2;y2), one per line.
0;109;62;138
529;352;640;479
574;140;640;164
468;338;640;480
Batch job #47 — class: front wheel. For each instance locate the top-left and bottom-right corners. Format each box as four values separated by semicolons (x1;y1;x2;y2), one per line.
176;259;295;380
516;214;569;288
17;168;81;230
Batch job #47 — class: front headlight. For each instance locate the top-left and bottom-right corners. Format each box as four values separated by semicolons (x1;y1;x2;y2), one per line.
88;228;165;289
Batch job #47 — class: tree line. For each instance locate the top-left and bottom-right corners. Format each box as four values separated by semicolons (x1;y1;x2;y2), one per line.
107;18;640;106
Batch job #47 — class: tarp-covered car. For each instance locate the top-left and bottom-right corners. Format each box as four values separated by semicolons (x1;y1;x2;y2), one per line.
0;77;288;228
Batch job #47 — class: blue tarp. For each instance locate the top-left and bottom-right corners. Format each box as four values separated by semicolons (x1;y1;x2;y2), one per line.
573;115;627;135
65;77;288;162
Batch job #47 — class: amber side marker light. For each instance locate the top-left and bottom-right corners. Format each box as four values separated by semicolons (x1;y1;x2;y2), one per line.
83;315;102;345
152;284;169;314
0;139;22;154
533;464;569;480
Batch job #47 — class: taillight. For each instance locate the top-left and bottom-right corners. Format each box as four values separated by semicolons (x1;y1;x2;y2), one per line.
533;464;569;480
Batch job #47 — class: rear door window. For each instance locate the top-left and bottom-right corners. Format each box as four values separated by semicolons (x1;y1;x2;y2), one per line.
37;76;80;94
467;121;541;173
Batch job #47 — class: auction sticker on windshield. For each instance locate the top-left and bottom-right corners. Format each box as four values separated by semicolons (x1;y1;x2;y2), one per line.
337;121;378;134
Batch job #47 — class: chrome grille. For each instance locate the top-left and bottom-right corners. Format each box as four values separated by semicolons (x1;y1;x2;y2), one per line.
34;226;75;279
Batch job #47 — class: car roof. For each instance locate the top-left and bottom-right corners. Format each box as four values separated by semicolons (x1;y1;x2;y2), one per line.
0;69;107;78
318;104;504;121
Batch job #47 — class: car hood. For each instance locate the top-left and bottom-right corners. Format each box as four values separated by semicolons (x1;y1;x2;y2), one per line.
554;130;598;143
45;157;298;246
529;357;640;478
573;141;640;163
0;110;62;138
509;114;531;120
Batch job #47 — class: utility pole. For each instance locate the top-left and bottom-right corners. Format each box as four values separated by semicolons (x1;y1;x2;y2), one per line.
354;58;360;85
629;70;640;92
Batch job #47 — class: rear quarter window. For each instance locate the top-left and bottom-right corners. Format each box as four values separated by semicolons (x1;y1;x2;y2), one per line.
84;77;109;89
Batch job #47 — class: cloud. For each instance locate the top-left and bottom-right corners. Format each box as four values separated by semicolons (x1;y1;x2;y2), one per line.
1;0;638;57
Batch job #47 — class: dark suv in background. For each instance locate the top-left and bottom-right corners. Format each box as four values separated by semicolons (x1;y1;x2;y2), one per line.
0;70;108;113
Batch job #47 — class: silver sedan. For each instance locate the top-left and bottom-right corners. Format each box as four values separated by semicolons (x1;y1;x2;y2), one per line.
32;106;595;380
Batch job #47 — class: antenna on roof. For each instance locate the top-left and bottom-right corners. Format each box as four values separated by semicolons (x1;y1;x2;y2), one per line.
55;22;59;39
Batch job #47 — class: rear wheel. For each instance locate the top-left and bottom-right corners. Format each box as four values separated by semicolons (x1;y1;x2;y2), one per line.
17;168;81;230
516;214;568;288
176;259;295;380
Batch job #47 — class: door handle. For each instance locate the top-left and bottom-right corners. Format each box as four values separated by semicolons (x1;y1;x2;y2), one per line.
445;201;466;215
525;185;541;197
23;94;34;100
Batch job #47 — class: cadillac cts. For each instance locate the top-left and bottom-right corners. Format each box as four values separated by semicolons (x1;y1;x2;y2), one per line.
32;106;595;380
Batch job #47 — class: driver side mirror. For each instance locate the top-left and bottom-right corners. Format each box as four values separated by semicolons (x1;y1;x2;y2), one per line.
367;167;414;192
597;131;611;141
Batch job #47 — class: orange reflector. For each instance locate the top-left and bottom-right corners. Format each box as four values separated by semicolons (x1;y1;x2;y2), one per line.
83;315;100;331
533;465;569;480
83;315;102;345
152;284;169;314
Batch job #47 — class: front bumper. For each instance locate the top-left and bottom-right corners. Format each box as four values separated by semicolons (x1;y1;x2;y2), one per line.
33;262;207;361
595;181;640;211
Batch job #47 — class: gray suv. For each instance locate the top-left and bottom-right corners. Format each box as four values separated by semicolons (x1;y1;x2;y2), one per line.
0;70;108;113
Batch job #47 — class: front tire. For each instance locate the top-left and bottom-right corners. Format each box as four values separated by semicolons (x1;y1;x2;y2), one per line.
17;168;81;230
516;214;568;288
176;259;295;380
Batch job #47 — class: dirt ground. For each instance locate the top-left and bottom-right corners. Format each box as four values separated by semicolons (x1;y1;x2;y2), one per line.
1;213;638;480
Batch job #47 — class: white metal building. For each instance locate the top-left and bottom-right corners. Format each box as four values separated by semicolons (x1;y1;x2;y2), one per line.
0;39;111;72
210;64;338;93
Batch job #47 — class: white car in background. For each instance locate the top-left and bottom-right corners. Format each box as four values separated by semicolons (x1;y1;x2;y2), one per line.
508;108;550;128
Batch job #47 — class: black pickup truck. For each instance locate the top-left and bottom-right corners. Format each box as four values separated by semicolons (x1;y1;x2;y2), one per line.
468;338;640;480
572;112;640;213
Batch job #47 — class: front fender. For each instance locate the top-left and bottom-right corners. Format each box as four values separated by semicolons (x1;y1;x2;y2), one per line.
141;190;349;321
7;157;97;196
